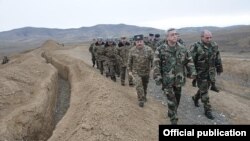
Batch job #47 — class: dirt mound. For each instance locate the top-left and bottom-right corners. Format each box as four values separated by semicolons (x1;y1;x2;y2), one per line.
0;50;58;140
0;41;167;141
44;46;166;141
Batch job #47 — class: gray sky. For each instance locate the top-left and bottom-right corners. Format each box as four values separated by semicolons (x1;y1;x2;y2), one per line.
0;0;250;32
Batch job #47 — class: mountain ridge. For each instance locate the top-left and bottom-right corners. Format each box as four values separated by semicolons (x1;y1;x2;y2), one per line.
0;24;250;56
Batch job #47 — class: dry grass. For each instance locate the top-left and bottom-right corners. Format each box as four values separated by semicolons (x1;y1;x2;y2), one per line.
217;57;250;99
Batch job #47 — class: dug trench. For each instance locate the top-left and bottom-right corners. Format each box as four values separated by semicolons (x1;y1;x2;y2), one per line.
0;40;167;141
0;41;72;141
1;40;249;140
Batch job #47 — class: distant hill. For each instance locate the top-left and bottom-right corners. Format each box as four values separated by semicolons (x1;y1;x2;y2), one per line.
0;24;250;56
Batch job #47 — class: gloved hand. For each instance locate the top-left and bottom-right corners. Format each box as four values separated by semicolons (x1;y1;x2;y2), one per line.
154;76;162;86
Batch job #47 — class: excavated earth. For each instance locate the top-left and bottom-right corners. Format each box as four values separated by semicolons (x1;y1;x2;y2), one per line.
0;40;249;141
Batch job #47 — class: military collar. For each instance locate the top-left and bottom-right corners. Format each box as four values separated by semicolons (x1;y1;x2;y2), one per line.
163;42;180;52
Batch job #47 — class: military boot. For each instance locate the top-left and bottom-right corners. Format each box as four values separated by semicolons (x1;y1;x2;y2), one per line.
129;82;134;87
192;79;197;87
121;82;125;86
192;96;200;107
139;101;144;107
171;119;178;125
205;111;214;120
210;82;220;93
111;76;116;82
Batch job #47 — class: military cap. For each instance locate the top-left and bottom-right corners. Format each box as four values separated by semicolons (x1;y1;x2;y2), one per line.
106;37;114;42
155;34;160;38
149;33;154;36
97;37;103;41
134;34;144;41
121;36;127;39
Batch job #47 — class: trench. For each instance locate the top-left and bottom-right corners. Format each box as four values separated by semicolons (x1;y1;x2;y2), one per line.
41;53;71;141
55;76;71;124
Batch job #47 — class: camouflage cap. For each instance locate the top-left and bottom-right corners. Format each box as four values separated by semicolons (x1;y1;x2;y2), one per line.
149;33;154;36
97;37;103;41
155;34;160;38
106;37;114;42
134;34;144;41
121;36;127;39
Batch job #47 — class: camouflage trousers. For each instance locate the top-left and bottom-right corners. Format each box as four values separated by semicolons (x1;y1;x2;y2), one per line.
103;61;116;80
120;67;133;85
97;60;104;75
133;74;149;102
91;53;96;67
194;79;212;112
163;86;182;123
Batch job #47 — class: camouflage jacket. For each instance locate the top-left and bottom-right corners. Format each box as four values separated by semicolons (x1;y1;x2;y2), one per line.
128;45;154;76
89;43;95;53
103;44;119;63
190;41;223;80
153;42;196;87
117;42;131;67
149;39;161;52
93;42;106;61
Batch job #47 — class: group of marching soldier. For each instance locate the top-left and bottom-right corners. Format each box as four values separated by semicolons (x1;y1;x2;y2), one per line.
89;28;223;125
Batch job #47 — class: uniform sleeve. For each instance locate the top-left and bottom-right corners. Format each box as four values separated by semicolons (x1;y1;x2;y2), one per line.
189;44;197;63
185;50;197;77
127;49;133;72
89;43;93;52
149;47;154;67
215;46;223;73
153;48;162;79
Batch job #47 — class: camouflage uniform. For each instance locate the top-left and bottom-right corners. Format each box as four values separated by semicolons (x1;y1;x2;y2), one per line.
153;42;196;124
128;45;154;103
150;34;161;51
93;42;106;75
117;41;133;85
2;56;9;64
89;42;97;67
190;41;223;116
103;41;120;81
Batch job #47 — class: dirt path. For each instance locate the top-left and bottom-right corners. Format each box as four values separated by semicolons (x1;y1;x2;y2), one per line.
64;44;250;125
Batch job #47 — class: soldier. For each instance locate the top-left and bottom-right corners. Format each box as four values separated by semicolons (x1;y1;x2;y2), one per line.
103;38;119;82
128;34;154;107
151;33;161;51
89;38;97;67
144;33;154;47
2;56;9;64
153;28;196;125
117;36;133;86
176;33;186;46
93;37;105;75
190;30;223;120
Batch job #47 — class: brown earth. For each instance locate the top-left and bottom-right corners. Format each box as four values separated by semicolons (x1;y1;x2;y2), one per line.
0;40;249;141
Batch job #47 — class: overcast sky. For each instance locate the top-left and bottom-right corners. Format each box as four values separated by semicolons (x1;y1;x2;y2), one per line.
0;0;250;32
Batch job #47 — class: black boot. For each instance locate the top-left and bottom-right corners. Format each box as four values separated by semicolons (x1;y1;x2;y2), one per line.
121;82;125;86
171;119;178;125
205;111;214;120
210;82;220;93
192;79;197;87
139;101;144;107
192;96;200;107
111;76;116;82
129;82;134;87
